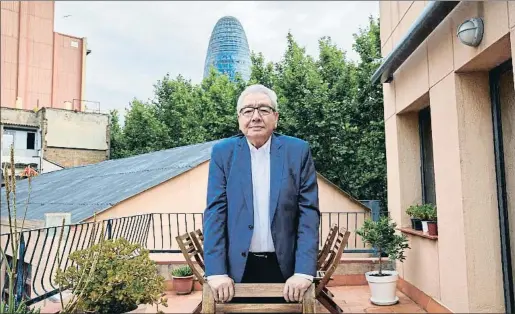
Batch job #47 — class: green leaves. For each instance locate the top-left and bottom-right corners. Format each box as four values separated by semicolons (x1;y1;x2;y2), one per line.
406;203;437;221
171;265;193;277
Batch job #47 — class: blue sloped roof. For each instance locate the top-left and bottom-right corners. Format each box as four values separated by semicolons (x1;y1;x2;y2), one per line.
0;140;221;223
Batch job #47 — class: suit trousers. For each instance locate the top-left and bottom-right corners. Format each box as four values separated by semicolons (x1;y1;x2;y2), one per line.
230;252;287;304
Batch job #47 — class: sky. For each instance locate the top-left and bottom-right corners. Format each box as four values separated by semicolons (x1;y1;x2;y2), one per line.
54;1;379;115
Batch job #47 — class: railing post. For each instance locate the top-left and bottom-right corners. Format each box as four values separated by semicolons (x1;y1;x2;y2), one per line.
107;219;112;240
370;200;381;222
15;233;26;306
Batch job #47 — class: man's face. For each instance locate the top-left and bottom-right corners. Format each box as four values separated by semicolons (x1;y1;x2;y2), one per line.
238;93;279;147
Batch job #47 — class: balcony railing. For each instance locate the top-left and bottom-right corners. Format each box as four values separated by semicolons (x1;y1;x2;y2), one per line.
1;207;380;307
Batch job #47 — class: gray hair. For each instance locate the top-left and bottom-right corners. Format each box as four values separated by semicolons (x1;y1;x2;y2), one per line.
236;84;278;113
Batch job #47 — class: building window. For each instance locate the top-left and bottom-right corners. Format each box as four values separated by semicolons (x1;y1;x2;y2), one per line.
419;107;436;205
2;128;38;151
26;132;35;150
2;132;14;150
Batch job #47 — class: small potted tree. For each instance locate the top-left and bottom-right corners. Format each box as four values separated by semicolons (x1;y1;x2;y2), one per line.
356;216;410;306
171;265;194;295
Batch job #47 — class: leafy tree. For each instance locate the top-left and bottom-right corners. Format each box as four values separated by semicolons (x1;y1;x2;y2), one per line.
349;17;386;205
152;74;197;147
195;68;245;141
122;99;170;157
108;109;126;159
249;52;277;88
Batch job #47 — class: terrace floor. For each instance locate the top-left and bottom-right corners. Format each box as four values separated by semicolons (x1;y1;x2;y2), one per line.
130;285;426;313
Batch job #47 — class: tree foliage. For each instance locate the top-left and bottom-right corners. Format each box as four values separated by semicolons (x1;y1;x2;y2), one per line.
356;216;410;275
110;17;386;206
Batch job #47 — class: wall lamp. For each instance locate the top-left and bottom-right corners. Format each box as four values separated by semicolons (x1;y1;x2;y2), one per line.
457;17;484;47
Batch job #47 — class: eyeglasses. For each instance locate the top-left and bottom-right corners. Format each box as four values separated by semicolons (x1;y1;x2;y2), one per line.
239;105;276;117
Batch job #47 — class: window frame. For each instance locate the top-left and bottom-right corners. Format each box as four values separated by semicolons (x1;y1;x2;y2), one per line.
418;106;436;205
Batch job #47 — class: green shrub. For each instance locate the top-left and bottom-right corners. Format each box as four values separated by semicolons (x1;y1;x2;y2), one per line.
426;205;437;221
406;203;436;220
171;265;193;277
55;238;167;314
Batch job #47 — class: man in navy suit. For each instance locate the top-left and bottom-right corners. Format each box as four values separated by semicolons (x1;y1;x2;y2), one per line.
203;84;320;304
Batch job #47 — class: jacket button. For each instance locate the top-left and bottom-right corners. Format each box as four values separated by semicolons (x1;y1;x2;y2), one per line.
248;225;253;230
241;252;246;257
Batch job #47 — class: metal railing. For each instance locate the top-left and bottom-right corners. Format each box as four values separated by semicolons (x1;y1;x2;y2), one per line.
1;206;380;307
0;214;151;306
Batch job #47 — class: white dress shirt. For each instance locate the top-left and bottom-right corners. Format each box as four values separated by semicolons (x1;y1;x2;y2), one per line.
248;137;275;253
207;136;312;282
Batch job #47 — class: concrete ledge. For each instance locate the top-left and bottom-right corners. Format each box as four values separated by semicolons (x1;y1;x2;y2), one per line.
398;277;453;313
156;257;395;292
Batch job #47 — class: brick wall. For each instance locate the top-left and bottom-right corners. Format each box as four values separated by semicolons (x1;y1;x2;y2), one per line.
44;147;107;168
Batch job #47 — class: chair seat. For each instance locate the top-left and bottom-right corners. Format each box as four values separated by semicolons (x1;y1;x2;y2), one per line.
202;283;316;313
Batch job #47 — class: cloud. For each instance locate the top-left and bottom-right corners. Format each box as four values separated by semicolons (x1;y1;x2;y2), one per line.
54;1;379;114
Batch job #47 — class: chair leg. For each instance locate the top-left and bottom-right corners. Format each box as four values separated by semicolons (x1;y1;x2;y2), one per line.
323;287;334;298
317;290;344;314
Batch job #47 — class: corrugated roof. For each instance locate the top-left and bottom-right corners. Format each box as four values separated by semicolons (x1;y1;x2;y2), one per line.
1;140;221;223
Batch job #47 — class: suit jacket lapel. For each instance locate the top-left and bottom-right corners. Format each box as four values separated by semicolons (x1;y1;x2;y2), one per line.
269;133;284;225
236;136;254;213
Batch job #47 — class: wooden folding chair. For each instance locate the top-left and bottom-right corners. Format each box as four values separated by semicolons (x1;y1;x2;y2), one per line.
314;227;351;314
317;224;338;269
176;232;205;273
189;229;204;259
202;283;316;313
176;232;206;313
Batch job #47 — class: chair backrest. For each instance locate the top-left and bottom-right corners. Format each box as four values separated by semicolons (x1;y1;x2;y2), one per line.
317;224;338;268
189;229;204;258
175;232;206;284
315;227;351;296
202;283;316;313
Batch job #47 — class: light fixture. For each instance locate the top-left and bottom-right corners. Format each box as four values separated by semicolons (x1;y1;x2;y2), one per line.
457;17;484;47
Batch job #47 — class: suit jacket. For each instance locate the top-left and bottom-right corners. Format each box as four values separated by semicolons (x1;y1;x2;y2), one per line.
203;132;320;283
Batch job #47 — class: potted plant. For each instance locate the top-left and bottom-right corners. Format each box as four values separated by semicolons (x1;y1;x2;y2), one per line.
406;205;422;231
356;216;410;306
418;204;436;233
426;206;438;236
171;265;194;295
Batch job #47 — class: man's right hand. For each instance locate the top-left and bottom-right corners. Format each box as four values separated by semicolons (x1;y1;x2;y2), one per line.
207;276;235;303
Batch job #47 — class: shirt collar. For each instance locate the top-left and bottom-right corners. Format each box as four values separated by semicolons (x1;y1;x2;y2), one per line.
247;135;272;154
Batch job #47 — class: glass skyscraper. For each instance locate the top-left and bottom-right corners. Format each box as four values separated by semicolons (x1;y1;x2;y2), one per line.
203;16;252;82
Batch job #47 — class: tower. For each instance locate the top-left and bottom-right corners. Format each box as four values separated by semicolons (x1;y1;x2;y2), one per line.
203;16;252;82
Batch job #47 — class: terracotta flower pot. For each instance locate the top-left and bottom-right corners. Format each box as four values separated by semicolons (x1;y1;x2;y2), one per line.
427;221;438;236
172;275;194;295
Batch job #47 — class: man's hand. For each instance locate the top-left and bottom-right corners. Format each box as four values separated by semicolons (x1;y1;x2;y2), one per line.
283;275;312;302
207;276;235;303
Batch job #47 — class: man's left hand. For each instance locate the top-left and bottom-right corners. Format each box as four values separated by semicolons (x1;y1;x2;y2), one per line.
283;275;312;302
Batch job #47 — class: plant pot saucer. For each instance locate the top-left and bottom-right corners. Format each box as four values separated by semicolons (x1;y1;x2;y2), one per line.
370;296;399;306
